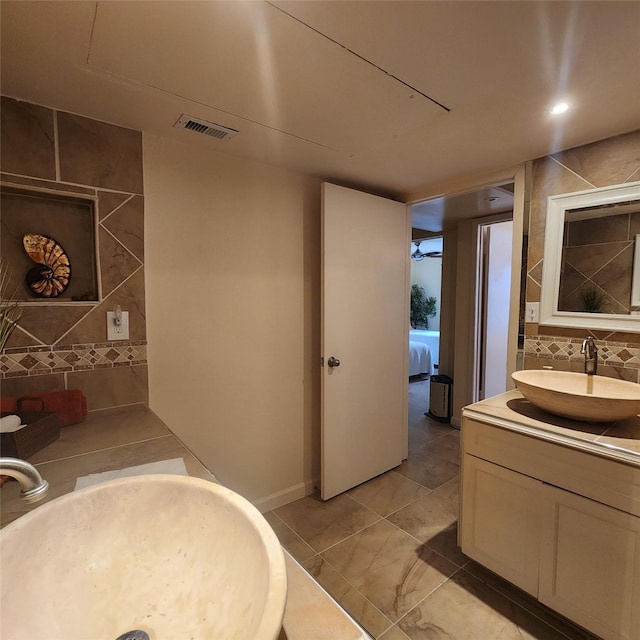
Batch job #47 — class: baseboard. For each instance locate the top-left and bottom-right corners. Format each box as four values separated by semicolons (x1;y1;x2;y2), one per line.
253;478;317;513
87;401;147;414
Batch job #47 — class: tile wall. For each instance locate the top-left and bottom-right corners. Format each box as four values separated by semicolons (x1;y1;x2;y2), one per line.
0;97;148;409
525;129;640;382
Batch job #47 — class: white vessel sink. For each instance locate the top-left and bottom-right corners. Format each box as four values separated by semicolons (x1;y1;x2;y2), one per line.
0;475;287;640
512;370;640;422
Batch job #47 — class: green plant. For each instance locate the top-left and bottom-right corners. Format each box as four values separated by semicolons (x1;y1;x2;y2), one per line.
0;262;22;351
410;284;437;329
580;285;604;313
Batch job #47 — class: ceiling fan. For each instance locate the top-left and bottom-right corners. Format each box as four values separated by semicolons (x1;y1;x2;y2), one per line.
411;240;442;261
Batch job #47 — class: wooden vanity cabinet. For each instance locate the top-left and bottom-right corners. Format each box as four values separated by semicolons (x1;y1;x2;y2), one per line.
461;453;542;596
460;415;640;640
539;484;640;640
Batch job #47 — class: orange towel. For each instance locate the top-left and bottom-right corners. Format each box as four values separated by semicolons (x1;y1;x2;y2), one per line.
1;390;87;427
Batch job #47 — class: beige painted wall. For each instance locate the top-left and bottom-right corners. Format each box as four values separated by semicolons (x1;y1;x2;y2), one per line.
410;252;442;330
451;220;476;427
144;134;321;509
438;228;457;382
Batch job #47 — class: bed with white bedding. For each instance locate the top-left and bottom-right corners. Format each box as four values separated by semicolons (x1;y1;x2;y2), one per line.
409;341;431;377
409;330;440;375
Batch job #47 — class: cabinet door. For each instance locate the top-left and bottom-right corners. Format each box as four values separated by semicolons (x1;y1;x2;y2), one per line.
539;485;640;640
460;454;542;596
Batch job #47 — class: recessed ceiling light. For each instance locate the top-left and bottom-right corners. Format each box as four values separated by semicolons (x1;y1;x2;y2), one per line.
550;102;569;115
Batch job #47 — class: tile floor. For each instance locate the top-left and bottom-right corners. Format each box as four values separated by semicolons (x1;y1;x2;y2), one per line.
265;379;600;640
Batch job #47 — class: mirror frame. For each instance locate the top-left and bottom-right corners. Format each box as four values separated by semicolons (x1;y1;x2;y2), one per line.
539;180;640;333
633;233;640;307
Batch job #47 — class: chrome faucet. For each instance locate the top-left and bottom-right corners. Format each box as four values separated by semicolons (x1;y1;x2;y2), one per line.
0;457;49;503
580;336;598;375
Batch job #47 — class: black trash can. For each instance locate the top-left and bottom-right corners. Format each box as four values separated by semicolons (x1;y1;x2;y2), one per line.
427;374;453;423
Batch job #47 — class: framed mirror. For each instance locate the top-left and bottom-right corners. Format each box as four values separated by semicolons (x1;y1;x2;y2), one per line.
539;180;640;332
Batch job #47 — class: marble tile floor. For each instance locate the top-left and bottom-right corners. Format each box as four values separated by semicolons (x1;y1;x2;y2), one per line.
265;379;600;640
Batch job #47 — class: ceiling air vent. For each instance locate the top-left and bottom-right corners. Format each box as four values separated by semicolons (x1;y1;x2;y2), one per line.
174;114;238;140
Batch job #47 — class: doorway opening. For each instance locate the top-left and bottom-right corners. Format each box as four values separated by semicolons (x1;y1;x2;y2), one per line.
409;179;518;425
409;235;442;373
408;234;442;424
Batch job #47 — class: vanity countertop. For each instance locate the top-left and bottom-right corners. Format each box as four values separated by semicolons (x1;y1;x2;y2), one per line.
463;389;640;467
0;405;370;640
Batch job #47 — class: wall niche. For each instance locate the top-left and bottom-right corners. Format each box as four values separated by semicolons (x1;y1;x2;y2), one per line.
1;186;99;302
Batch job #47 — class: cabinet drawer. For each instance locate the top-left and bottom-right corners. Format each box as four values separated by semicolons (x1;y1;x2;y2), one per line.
462;418;640;517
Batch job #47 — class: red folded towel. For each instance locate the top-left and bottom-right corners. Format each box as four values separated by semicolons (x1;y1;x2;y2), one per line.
0;390;87;427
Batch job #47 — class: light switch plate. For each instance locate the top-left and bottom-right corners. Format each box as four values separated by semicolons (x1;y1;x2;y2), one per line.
107;311;129;340
525;302;540;323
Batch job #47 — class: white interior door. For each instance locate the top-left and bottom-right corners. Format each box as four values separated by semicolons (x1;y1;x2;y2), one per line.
322;182;410;500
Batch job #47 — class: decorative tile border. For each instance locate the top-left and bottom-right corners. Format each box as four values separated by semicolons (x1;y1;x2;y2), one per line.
524;336;640;369
0;342;147;378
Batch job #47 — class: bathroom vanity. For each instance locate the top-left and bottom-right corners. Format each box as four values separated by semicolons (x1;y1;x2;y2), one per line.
460;390;640;640
0;406;371;640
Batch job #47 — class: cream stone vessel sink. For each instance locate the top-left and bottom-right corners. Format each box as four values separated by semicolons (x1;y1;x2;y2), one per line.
0;475;287;640
512;370;640;422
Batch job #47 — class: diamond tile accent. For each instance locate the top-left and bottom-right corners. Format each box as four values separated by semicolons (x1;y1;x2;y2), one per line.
1;342;147;378
64;352;81;365
105;349;120;362
18;355;39;369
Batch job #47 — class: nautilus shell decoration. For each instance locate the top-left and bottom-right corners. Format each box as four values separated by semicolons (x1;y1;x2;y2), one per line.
22;233;71;298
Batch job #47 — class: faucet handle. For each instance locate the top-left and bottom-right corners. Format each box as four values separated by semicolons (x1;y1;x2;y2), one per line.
581;335;597;353
580;336;598;375
0;457;49;503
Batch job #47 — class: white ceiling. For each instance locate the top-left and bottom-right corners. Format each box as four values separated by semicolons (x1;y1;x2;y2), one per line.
1;1;639;216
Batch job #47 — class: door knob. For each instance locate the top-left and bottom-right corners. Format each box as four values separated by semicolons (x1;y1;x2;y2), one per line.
327;356;341;368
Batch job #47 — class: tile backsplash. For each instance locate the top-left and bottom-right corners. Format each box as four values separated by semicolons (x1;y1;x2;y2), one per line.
524;336;640;383
0;96;148;409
